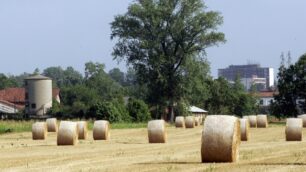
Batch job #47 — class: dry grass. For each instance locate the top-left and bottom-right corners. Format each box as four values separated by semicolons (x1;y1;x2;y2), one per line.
1;123;306;171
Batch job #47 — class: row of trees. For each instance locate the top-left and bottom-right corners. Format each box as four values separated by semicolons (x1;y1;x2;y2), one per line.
0;0;259;121
271;53;306;118
0;60;258;121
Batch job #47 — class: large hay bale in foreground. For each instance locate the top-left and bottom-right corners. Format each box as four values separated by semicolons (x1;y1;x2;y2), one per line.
175;116;185;128
201;115;240;163
248;115;257;128
185;116;195;128
77;121;88;140
286;118;302;141
46;118;58;132
298;114;306;127
32;122;47;140
57;121;78;146
148;120;167;143
257;115;268;128
93;120;110;140
239;119;250;141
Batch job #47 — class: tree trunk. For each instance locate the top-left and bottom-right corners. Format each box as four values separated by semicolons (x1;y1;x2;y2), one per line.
169;102;175;123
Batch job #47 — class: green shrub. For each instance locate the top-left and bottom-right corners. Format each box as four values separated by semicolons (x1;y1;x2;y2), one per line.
127;98;151;122
112;98;131;122
89;101;122;122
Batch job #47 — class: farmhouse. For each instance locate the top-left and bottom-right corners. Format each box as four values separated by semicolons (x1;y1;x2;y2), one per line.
0;87;60;114
188;106;207;118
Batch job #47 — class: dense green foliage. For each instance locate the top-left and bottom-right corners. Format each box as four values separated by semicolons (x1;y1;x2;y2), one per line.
204;77;258;116
0;0;260;122
127;98;151;122
271;53;306;118
111;0;225;121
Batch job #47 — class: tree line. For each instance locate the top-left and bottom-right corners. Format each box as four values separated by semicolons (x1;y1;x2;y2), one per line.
271;53;306;118
0;61;258;122
0;0;259;122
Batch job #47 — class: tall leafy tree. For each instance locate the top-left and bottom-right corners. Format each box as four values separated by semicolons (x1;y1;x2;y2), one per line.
109;68;125;85
272;53;302;117
85;62;124;101
43;66;83;88
182;56;211;108
111;0;225;121
294;53;306;113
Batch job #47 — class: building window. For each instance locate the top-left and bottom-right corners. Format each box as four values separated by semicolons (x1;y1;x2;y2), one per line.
31;104;36;109
25;93;28;100
259;100;264;105
25;81;28;86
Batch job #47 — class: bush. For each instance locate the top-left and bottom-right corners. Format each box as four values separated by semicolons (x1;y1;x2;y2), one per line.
127;98;151;122
88;101;122;122
174;99;190;117
112;98;131;122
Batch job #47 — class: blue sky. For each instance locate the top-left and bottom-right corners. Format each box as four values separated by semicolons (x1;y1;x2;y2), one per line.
0;0;305;77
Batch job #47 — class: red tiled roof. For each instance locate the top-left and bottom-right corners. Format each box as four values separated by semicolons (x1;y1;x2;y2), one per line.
258;91;277;98
0;87;60;104
0;88;25;103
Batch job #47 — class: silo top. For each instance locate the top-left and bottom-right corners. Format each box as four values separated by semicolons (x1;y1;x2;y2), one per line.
25;75;51;80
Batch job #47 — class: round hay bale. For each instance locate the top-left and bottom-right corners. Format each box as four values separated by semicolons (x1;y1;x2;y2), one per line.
175;116;185;128
57;121;78;146
198;116;203;125
298;114;306;127
185;116;195;128
32;122;47;140
195;117;200;126
257;115;268;128
248;115;257;128
286;118;303;141
147;120;167;143
242;116;249;120
201;115;240;163
93;120;110;140
46;118;58;132
77;121;88;140
240;119;250;141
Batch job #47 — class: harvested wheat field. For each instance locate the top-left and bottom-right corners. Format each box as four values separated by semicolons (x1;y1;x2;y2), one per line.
1;124;306;172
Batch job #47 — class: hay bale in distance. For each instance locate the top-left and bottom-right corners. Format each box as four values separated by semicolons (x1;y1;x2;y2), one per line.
175;116;185;128
93;120;110;140
248;115;257;128
32;122;47;140
242;116;249;120
46;118;58;132
286;118;303;141
77;121;88;140
201;115;240;163
298;114;306;127
147;120;167;143
240;119;250;141
257;115;268;128
195;117;200;126
57;121;78;146
185;116;195;128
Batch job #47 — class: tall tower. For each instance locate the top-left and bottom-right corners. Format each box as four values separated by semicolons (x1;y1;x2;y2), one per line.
25;75;52;116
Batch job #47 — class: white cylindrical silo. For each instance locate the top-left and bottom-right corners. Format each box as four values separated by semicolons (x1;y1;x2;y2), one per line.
25;75;53;116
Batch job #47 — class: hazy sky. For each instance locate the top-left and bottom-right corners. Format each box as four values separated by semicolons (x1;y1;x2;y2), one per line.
0;0;306;77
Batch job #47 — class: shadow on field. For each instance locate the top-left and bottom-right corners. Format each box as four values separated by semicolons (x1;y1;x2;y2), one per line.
246;162;306;166
136;161;201;165
115;141;146;145
138;161;306;166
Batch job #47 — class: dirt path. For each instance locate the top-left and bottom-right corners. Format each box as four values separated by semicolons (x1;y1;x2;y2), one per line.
1;125;306;172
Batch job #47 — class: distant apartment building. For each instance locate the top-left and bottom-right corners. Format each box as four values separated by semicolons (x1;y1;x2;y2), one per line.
218;64;274;91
